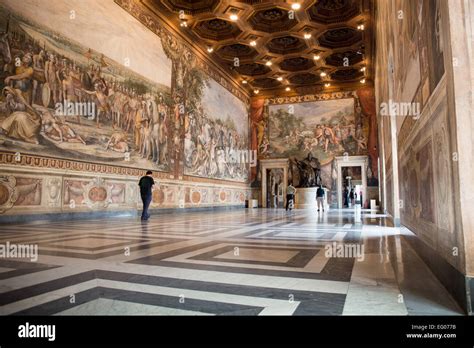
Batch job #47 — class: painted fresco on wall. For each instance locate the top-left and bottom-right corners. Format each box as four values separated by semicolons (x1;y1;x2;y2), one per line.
376;0;445;116
184;79;249;182
0;0;174;171
357;87;379;187
267;98;368;166
394;0;421;104
423;0;445;94
418;140;435;223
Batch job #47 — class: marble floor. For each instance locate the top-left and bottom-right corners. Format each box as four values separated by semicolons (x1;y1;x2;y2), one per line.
0;208;463;315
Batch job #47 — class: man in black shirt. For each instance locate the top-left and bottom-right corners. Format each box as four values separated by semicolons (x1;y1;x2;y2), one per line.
316;185;325;212
138;170;155;221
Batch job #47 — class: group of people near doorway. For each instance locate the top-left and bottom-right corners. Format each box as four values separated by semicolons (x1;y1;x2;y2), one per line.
343;186;361;207
285;183;326;212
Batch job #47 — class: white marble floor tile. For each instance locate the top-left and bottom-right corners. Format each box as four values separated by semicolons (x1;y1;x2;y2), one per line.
56;298;212;316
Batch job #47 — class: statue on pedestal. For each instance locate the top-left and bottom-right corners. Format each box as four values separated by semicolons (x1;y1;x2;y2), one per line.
292;153;322;187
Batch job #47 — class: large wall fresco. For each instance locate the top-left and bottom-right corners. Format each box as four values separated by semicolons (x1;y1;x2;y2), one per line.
0;0;249;177
0;0;175;171
0;0;251;218
184;79;249;182
422;0;445;95
393;0;421;106
250;90;379;205
266;98;361;165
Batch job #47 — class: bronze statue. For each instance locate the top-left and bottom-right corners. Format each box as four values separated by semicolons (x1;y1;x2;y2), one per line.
292;153;322;187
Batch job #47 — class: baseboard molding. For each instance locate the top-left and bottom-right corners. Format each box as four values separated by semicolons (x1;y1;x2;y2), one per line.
401;232;471;315
0;210;138;225
147;205;246;215
0;205;246;225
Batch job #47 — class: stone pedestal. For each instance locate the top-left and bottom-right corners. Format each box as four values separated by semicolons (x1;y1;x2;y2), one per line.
295;188;329;210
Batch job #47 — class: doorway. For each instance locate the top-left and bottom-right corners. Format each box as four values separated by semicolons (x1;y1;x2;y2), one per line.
266;168;284;208
260;158;289;208
341;166;362;207
334;155;368;209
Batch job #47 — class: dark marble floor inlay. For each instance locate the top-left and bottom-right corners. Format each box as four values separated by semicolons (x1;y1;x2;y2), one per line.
0;209;463;315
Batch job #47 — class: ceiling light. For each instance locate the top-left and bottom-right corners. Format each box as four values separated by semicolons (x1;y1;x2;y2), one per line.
179;20;188;28
250;40;257;46
325;83;331;87
304;32;312;39
313;55;320;60
254;89;259;94
277;77;283;81
360;67;366;72
230;13;238;21
357;24;365;30
291;3;301;10
320;72;327;77
285;87;291;91
242;80;248;84
207;47;214;53
265;61;272;66
360;79;366;84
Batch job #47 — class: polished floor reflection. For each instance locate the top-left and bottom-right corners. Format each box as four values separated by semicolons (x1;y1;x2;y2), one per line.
0;209;462;315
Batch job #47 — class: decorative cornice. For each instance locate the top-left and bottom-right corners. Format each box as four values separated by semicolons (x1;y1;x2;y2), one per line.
182;175;249;188
265;90;356;105
0;152;165;178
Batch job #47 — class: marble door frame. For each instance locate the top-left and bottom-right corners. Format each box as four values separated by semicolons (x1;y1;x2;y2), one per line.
260;158;289;208
334;155;368;209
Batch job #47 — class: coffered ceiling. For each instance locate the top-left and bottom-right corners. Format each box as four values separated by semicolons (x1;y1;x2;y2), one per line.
141;0;374;97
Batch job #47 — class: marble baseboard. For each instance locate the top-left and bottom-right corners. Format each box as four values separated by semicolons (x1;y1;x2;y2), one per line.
0;209;137;225
0;205;246;225
469;277;474;315
147;205;246;215
402;233;470;314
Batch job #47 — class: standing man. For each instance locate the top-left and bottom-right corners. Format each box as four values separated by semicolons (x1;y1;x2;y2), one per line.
343;187;349;207
138;170;155;221
286;182;296;211
316;185;325;212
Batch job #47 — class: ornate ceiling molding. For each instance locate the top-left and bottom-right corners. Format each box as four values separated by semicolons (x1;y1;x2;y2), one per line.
307;0;360;24
131;0;374;96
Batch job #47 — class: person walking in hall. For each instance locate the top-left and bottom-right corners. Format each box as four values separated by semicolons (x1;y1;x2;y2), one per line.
138;170;155;221
316;184;325;212
349;187;355;207
286;182;296;211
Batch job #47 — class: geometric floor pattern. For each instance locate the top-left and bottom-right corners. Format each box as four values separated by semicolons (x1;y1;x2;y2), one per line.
0;209;463;315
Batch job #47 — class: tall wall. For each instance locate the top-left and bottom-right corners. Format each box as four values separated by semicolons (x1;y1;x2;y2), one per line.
0;0;251;222
375;0;474;313
250;89;379;206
